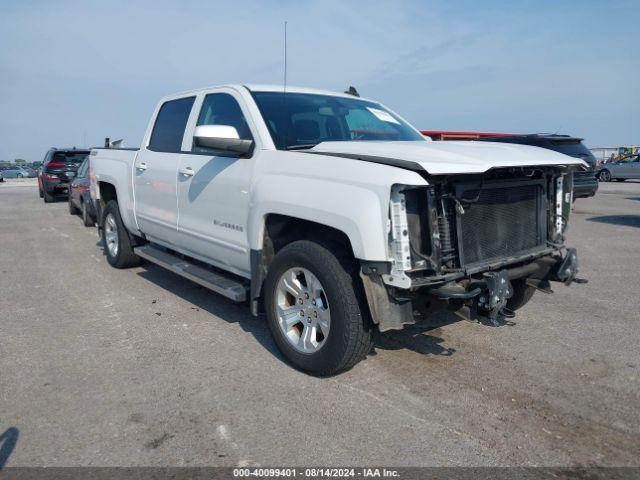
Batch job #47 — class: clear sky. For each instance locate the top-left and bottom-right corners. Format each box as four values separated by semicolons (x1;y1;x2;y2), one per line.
0;0;638;161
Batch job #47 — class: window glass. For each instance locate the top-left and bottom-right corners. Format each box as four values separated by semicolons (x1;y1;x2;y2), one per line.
252;92;424;150
149;96;196;152
196;93;253;148
77;159;89;177
551;141;596;163
51;151;89;166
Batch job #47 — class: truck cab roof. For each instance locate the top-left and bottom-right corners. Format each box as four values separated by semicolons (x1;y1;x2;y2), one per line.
162;84;370;102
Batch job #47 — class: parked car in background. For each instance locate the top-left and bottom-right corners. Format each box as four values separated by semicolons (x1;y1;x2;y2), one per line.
2;166;36;178
68;158;96;226
597;154;640;182
39;148;90;203
421;132;599;199
475;135;599;199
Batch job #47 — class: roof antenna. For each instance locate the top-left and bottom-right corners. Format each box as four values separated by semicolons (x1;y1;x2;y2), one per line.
283;21;288;94
282;21;289;148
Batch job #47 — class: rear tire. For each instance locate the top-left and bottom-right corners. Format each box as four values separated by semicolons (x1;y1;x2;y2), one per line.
507;279;536;311
264;240;374;376
68;193;79;214
43;188;54;203
81;200;94;227
101;200;140;268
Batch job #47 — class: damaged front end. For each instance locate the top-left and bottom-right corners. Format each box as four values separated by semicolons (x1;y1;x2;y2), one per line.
361;166;586;332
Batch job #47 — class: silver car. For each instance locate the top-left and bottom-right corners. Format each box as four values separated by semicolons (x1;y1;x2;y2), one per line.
2;166;35;178
598;155;640;182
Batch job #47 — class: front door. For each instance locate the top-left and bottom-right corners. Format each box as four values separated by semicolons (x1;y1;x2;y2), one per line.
134;96;195;246
627;156;640;179
176;91;255;276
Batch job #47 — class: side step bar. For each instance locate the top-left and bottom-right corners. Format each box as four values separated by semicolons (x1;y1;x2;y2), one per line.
134;245;248;302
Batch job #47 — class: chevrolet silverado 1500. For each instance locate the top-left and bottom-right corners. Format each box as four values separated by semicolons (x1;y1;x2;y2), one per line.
90;84;587;375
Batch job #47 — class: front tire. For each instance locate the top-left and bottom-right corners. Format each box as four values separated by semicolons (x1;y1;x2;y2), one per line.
507;279;536;311
599;169;611;182
101;200;140;268
264;240;374;376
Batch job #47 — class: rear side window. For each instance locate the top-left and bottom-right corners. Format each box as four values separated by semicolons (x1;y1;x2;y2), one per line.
551;141;592;158
149;96;196;152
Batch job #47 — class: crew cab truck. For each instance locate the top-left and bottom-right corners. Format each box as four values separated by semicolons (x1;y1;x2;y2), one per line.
90;84;587;375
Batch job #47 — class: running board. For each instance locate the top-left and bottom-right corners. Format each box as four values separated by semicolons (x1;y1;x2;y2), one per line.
134;245;247;302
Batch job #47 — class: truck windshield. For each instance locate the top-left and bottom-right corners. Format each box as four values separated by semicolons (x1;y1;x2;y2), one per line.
252;92;425;150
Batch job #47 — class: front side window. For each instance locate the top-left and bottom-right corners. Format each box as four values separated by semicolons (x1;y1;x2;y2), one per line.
193;93;253;152
251;92;424;150
149;96;196;152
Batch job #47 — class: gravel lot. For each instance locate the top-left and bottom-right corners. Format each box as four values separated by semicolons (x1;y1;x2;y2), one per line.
1;179;639;467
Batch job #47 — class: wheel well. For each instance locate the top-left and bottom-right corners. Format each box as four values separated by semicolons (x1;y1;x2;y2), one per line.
96;182;117;227
263;214;354;259
99;182;117;204
250;214;356;311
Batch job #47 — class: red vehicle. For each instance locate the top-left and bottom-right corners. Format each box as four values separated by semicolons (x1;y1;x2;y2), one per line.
38;148;90;203
421;130;517;141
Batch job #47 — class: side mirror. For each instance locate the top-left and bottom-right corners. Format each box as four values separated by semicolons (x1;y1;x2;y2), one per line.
193;125;254;156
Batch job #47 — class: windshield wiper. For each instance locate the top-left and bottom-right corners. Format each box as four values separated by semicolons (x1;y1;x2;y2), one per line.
285;144;318;150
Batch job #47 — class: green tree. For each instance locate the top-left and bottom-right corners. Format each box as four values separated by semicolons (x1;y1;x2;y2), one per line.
14;158;26;165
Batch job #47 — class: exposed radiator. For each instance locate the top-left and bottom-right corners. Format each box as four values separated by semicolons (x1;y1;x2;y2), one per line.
456;183;546;266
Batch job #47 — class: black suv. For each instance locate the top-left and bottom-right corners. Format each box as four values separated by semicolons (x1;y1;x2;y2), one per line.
477;134;598;199
39;148;90;203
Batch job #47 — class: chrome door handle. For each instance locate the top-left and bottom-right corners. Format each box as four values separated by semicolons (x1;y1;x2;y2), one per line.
179;167;194;177
136;162;147;171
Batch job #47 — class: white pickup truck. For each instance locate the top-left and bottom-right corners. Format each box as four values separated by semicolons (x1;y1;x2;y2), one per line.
90;84;586;375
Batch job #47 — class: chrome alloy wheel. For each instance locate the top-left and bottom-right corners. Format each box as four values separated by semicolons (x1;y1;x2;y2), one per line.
104;213;119;258
275;267;330;354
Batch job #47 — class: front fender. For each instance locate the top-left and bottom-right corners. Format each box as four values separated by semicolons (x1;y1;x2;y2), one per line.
248;173;388;260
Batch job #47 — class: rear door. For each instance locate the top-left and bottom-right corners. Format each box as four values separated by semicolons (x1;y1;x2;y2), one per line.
134;96;196;246
610;156;632;178
175;89;257;276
